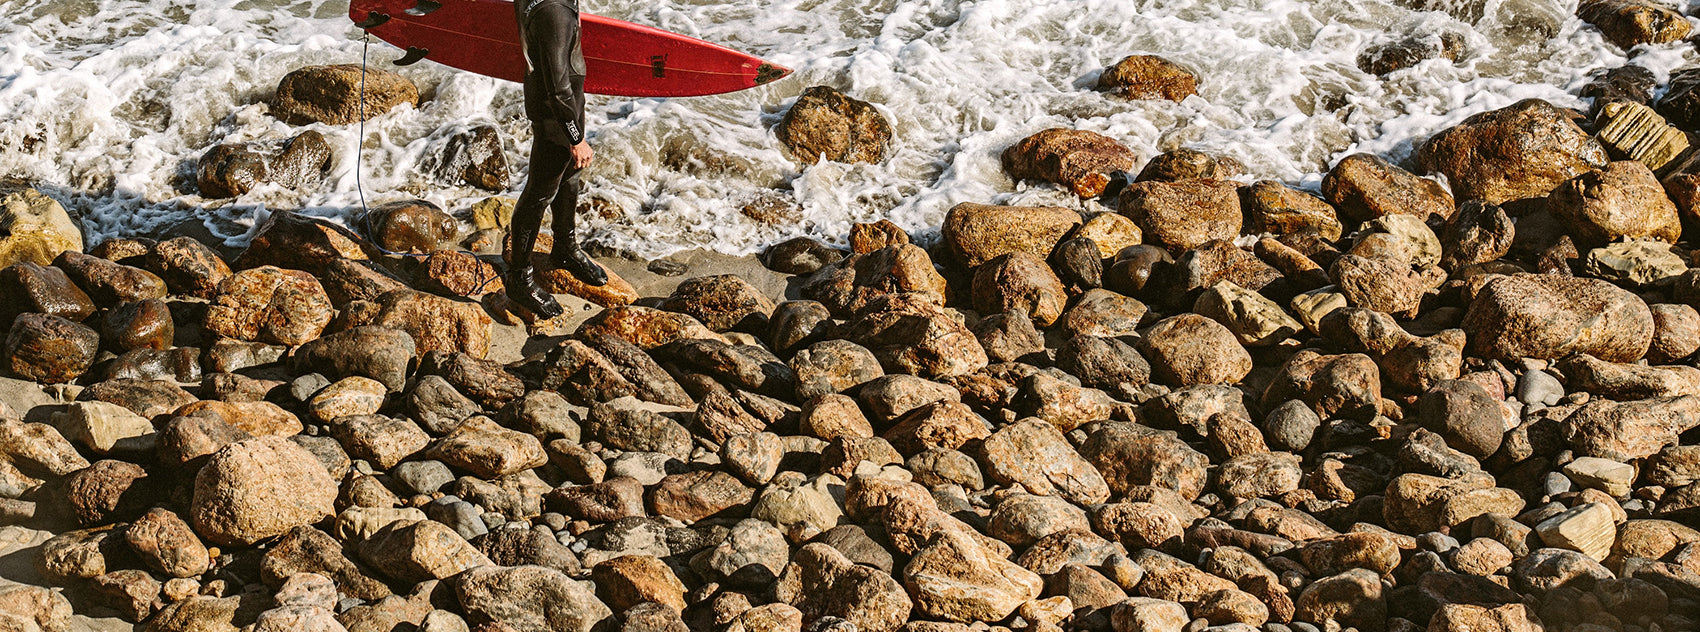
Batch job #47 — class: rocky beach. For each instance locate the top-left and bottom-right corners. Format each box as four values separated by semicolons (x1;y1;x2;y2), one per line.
8;2;1700;632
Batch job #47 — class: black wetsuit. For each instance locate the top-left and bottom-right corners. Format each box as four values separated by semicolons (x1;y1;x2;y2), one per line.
513;0;587;274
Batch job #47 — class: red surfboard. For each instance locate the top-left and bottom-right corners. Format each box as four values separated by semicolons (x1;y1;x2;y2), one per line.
347;0;791;97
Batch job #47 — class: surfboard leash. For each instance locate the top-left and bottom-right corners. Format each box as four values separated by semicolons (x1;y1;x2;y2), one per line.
352;32;506;297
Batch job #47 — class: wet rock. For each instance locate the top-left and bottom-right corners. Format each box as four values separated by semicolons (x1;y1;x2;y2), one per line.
942;203;1081;268
1137;313;1252;387
426;416;547;479
1001;129;1138;198
1097;55;1198;101
1578;0;1691;50
54;249;167;307
1242;180;1343;241
1358;31;1464;75
663;275;777;333
233;209;383;275
1134;148;1242;183
191;436;337;546
762;237;845;275
972;252;1068;327
420;250;501;299
5;313;98;384
903;529;1044;622
1052;236;1104;291
0;261;94;324
1322;153;1456;223
801;244;948;317
204;265;333;345
1076;212;1143;258
0;180;82;269
1119;179;1242;251
1547;161;1681;248
196;130;333;198
776;543;912;632
776;86;891;165
437;124;509;190
1462;273;1652;362
98;298;171;353
838;294;988;379
1081;422;1210;500
1417;98;1608;205
273;64;419;125
849;219;911;254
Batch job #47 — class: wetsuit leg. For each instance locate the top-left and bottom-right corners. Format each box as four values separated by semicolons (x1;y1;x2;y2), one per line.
547;166;608;286
504;129;574;319
511;130;575;269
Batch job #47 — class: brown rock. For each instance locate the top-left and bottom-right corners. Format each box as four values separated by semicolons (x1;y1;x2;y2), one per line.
649;470;754;522
191;436;338;546
532;252;640;308
1242;180;1343;240
942;203;1082;268
1321;153;1456;223
1358;32;1464;75
273;64;419;125
800;244;948;317
593;555;688;611
426;416;547;479
1462;273;1652;362
902;529;1043;622
54;249;167;306
1001;129;1137;198
196;131;332;198
1080;422;1210;500
419;250;501;298
1578;0;1691;50
204;265;333;345
126;508;212;579
102;298;173;353
1293;569;1385;632
1546;160;1681;248
1136;313;1252;387
849;219;911;254
1119;178;1242;251
1417;99;1608;205
776;86;891;165
663;275;778;333
839;293;987;379
371;289;493;358
575;305;727;350
776;543;912;632
5;313;98;384
1563;394;1700;460
1097;55;1198;101
0;261;94;324
972;252;1068;327
437;124;509;190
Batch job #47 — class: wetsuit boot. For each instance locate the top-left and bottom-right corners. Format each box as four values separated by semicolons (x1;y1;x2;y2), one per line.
548;187;608;287
506;221;565;319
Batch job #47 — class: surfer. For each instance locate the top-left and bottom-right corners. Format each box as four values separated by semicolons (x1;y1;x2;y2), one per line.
507;0;607;319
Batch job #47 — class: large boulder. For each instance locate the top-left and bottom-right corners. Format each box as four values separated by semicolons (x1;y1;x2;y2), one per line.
272;64;419;125
1242;180;1343;240
775;86;891;165
1416;99;1608;205
1462;273;1652;362
363;200;457;254
1136;313;1252;387
371;289;493;359
53;250;166;307
232;209;384;276
1000;129;1137;198
203;265;333;346
1119;178;1242;251
661;275;778;333
190;436;338;546
0;180;82;269
971;252;1068;327
942;203;1081;269
575;305;728;350
196;131;332;198
291;325;417;392
145;236;232;299
1544;160;1681;248
0;261;94;324
800;245;947;317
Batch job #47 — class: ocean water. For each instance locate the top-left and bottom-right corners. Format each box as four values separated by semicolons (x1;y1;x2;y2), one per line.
0;0;1692;258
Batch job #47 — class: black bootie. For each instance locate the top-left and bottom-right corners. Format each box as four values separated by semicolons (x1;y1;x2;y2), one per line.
551;242;608;287
504;266;564;319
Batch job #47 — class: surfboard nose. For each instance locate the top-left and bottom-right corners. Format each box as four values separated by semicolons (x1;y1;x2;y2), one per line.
754;63;790;86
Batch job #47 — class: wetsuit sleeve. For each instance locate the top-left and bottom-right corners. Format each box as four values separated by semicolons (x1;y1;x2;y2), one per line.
528;3;587;144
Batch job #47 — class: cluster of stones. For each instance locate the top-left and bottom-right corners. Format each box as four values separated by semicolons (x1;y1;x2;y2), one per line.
11;16;1700;632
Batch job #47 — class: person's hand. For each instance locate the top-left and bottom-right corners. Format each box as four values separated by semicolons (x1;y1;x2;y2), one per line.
571;140;594;169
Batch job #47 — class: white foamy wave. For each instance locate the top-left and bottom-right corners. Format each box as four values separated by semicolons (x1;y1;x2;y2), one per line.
0;0;1689;257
